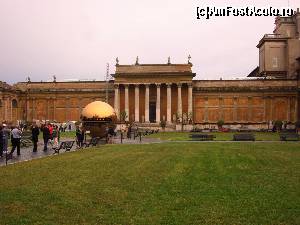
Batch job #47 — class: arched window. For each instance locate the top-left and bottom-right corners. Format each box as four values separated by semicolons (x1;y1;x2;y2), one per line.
12;99;18;108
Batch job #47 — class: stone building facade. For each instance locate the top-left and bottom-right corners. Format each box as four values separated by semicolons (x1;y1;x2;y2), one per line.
1;11;300;129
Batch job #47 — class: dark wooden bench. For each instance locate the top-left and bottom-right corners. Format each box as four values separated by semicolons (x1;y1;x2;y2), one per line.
189;133;216;141
233;133;255;141
84;137;101;147
53;141;75;154
20;131;32;147
279;133;299;141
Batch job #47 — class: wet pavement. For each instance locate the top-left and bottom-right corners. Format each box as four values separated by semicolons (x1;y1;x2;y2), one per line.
0;135;164;166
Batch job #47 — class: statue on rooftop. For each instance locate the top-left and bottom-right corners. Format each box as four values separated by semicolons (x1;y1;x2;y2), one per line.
53;75;56;82
135;56;139;65
116;57;119;65
167;56;171;64
188;55;192;64
26;76;31;83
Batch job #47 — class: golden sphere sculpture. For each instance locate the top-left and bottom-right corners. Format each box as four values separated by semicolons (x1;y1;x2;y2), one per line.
81;101;117;138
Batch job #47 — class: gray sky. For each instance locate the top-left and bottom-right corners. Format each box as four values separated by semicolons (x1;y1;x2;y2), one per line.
0;0;298;84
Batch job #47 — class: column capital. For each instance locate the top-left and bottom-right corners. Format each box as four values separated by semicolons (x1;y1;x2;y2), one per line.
166;83;172;87
134;83;140;87
114;83;119;88
155;83;161;87
124;84;129;88
145;83;150;88
177;83;182;88
187;82;193;87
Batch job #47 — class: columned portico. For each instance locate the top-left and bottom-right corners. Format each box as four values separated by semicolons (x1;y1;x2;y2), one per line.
156;83;161;123
166;83;172;123
112;62;195;124
135;84;139;122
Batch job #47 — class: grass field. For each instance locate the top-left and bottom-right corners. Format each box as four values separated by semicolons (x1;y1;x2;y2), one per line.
151;131;283;141
0;142;299;225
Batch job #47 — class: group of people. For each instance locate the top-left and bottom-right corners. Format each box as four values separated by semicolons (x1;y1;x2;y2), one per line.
0;121;120;158
0;122;61;158
40;123;60;151
0;124;29;158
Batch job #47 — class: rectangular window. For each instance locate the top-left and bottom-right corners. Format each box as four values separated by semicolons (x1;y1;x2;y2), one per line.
272;57;278;68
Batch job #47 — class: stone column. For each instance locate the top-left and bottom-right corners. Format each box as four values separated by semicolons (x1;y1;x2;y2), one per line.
156;83;161;123
32;97;35;121
135;84;139;122
26;96;30;121
10;98;13;122
114;84;119;119
287;97;291;121
204;97;208;122
270;97;274;121
233;96;238;122
124;84;129;121
1;97;4;121
65;97;69;121
78;98;82;121
248;96;252;122
295;96;298;122
145;84;150;123
53;97;56;121
46;97;50;120
188;83;193;115
166;83;172;123
177;83;182;117
3;97;7;122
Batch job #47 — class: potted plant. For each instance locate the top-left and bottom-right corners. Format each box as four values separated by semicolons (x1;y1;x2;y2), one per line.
274;120;283;132
160;120;166;131
217;119;224;131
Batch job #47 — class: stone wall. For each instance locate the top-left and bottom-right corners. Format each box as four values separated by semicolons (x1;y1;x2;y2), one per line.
1;78;299;127
192;79;299;125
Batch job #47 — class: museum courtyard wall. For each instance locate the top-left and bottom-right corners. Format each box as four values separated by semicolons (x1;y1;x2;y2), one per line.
1;78;299;130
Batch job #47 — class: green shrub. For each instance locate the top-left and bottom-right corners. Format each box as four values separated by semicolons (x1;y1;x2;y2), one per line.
160;120;166;129
274;120;283;131
217;119;224;127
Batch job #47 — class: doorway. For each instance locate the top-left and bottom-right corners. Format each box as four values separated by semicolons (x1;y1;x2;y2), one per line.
149;102;156;123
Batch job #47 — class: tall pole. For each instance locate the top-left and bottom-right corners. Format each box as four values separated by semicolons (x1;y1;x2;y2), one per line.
106;63;109;103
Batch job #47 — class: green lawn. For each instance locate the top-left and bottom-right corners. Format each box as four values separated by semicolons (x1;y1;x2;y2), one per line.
150;131;283;141
0;142;299;225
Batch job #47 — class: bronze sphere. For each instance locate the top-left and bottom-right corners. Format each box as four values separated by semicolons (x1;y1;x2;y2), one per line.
81;101;117;138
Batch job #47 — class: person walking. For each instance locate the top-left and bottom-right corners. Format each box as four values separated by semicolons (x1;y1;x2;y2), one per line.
0;125;3;157
42;124;50;151
31;123;40;152
75;126;84;148
52;125;59;149
9;126;22;156
127;124;132;139
2;124;10;154
79;127;85;148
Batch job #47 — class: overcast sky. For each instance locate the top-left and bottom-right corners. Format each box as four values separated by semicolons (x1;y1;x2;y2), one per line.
0;0;298;84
